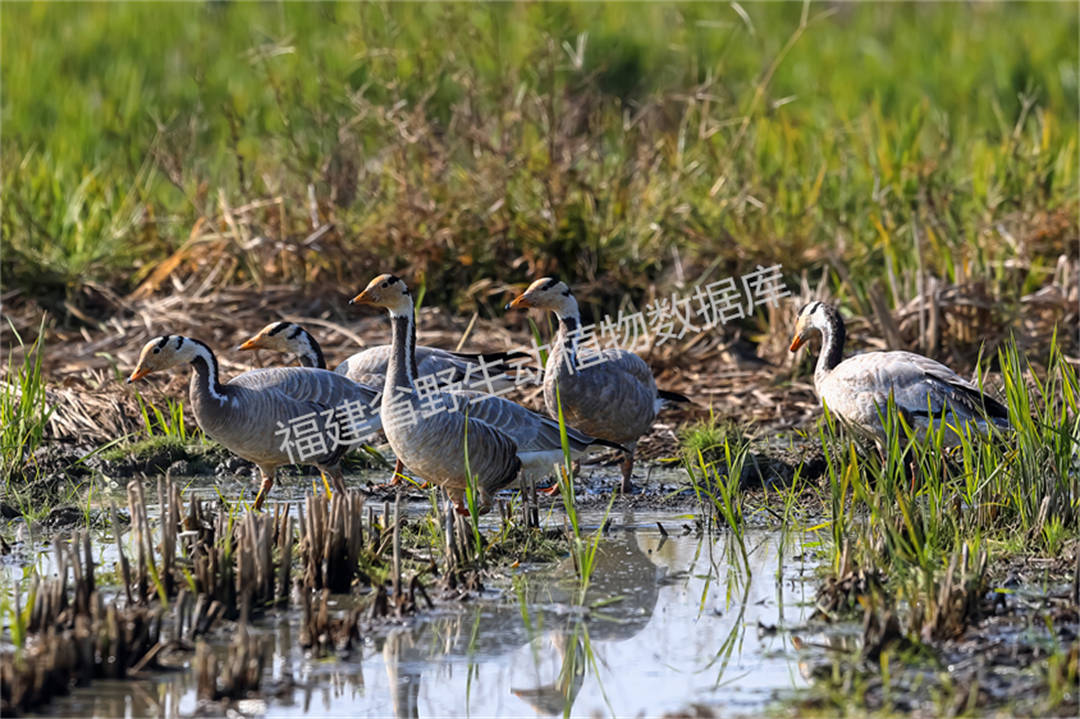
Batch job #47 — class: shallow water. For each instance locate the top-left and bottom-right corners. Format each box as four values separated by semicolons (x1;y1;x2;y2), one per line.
17;505;834;718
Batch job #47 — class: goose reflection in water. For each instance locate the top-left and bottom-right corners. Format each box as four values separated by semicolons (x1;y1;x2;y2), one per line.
379;522;669;717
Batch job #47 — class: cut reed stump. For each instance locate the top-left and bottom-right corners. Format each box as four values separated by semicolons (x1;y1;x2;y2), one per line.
1;531;164;716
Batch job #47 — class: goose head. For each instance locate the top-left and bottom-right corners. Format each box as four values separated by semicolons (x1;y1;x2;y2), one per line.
350;273;412;315
506;277;577;317
237;321;302;354
789;301;837;352
127;335;201;382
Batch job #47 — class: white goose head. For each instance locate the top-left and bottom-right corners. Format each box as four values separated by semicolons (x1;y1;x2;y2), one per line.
790;301;841;351
127;335;206;382
350;273;412;316
236;321;324;368
238;321;302;354
506;277;579;319
790;300;847;375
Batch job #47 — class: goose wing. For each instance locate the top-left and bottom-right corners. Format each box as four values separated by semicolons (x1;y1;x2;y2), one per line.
549;348;658;442
335;345;517;389
334;346;392;385
230;367;379;410
454;391;607;454
827;352;1008;422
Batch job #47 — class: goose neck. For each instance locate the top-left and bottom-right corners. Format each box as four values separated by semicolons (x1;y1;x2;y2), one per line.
386;306;419;396
187;339;229;406
552;311;582;373
815;309;846;377
298;329;326;369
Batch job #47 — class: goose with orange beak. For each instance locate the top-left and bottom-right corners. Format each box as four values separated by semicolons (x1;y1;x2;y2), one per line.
238;320;526;388
789;300;1010;442
506;278;692;494
237;319;522;487
127;334;379;509
350;274;624;513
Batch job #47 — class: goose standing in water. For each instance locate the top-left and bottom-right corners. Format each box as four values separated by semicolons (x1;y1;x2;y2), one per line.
789;301;1011;442
237;320;522;485
350;274;623;513
127;335;380;508
506;278;693;493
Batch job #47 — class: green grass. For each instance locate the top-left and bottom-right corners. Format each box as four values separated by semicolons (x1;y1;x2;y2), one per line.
1;317;53;484
818;335;1078;585
2;2;1076;318
97;434;194;464
677;411;730;462
131;390;194;443
676;335;1079;714
786;336;1076;712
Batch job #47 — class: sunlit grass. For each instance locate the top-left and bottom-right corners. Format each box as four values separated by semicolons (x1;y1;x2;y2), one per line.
818;335;1079;590
552;383;615;603
1;317;53;485
678;333;1078;713
3;3;1075;314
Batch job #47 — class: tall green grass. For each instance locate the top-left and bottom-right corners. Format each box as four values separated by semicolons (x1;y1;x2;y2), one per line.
787;339;1080;713
131;390;192;443
811;336;1079;631
1;318;53;483
3;2;1075;314
552;384;614;603
825;336;1071;578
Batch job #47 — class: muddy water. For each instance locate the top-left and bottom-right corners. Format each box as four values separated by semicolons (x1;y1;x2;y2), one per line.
18;505;834;719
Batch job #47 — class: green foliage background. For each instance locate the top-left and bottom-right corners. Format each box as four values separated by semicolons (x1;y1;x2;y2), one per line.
3;1;1076;314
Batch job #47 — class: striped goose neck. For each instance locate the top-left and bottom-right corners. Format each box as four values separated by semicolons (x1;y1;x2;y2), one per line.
295;328;326;369
553;313;581;372
186;339;229;404
816;307;846;375
386;306;419;395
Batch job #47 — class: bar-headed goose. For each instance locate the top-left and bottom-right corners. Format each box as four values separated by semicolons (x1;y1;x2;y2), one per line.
350;274;623;513
238;320;526;486
238;320;524;388
789;300;1011;442
127;335;380;509
506;278;692;493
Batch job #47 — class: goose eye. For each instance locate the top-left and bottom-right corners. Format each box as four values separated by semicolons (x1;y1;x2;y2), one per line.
153;348;160;354
381;281;390;288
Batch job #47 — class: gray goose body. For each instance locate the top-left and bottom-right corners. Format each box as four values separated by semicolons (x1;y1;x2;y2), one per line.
191;366;380;467
337;344;515;388
507;278;692;492
238;320;527;486
240;320;521;389
129;335;379;508
544;319;661;449
791;301;1011;443
351;274;621;510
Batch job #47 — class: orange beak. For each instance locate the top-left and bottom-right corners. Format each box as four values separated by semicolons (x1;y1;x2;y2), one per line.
237;337;259;351
126;366;151;383
505;294;530;310
350;289;375;306
789;334;805;352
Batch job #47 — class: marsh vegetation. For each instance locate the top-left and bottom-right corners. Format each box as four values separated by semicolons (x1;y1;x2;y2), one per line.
2;1;1078;716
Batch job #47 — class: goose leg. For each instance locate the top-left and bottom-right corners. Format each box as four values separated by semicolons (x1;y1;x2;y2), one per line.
619;451;635;494
388;458;406;486
253;467;276;511
326;465;348;496
318;471;334;498
388;459;430;489
447;488;470;516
